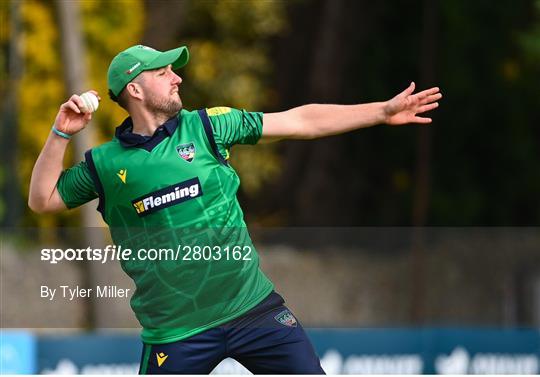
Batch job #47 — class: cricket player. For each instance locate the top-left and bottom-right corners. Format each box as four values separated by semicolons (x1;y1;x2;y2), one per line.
28;45;441;374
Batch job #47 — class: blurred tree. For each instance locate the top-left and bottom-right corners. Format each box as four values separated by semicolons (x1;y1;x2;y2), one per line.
431;0;540;225
521;1;540;60
56;0;112;329
9;0;285;227
5;0;540;228
56;0;101;231
253;0;540;226
186;0;287;197
282;0;350;225
16;0;65;230
0;0;22;227
251;0;387;225
141;0;188;49
140;0;287;197
8;0;143;228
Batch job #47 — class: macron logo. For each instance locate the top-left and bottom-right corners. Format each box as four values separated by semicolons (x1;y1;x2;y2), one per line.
126;62;141;74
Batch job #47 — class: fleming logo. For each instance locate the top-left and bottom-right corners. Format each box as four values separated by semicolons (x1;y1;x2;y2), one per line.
117;169;127;184
156;352;168;367
132;177;202;217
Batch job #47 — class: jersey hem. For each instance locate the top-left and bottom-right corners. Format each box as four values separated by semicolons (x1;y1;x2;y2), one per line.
140;284;274;345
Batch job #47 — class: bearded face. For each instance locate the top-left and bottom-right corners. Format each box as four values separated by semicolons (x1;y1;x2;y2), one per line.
137;65;183;118
145;88;183;118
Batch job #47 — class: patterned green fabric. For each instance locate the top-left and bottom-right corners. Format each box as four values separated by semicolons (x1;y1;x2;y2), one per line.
57;107;261;207
57;161;97;208
85;108;273;344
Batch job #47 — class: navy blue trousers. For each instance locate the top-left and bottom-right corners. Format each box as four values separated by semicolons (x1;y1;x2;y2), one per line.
139;292;325;374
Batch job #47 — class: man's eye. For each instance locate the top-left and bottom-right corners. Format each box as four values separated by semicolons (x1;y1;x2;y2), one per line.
159;72;165;76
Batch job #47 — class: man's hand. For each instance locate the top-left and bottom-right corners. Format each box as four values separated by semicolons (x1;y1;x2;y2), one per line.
384;82;442;125
29;90;101;213
54;90;100;135
262;82;442;141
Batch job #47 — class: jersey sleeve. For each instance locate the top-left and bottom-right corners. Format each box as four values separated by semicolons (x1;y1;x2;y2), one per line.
207;107;263;148
56;161;98;209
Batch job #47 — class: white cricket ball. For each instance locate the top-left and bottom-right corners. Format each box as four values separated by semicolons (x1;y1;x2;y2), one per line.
79;91;99;113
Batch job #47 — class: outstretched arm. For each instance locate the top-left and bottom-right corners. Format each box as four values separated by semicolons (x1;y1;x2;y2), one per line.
261;82;441;141
28;91;99;213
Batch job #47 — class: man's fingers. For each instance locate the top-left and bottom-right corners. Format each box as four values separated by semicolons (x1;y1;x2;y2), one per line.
88;90;101;101
403;81;416;96
417;102;439;114
421;87;440;96
69;94;86;112
413;116;432;124
419;92;442;105
62;101;81;114
414;87;440;100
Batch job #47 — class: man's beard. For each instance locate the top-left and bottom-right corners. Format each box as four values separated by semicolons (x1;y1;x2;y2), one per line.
146;92;183;118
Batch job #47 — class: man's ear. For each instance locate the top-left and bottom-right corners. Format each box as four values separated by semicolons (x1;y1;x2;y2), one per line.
126;81;144;101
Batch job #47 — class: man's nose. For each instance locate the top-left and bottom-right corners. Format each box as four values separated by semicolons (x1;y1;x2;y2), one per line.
172;73;182;85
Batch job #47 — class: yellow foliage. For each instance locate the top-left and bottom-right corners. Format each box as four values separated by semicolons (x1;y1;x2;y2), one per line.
212;0;286;37
20;0;58;70
17;0;63;228
80;0;145;139
183;1;287;194
0;0;9;43
16;0;144;227
230;144;281;196
11;0;286;226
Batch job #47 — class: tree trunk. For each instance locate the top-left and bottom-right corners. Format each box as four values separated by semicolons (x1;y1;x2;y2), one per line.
56;0;106;329
141;0;187;49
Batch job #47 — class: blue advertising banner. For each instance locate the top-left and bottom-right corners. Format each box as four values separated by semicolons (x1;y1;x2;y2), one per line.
310;328;540;374
37;334;140;374
23;328;540;374
0;331;36;374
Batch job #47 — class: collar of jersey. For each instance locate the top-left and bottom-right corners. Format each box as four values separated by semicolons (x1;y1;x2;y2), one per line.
115;114;179;152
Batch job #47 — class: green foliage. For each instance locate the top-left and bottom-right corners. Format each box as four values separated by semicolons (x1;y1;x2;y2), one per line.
0;167;5;221
0;0;9;91
520;1;540;61
430;0;540;225
180;0;287;195
79;0;145;140
9;0;285;226
18;0;64;228
0;0;10;224
11;0;143;227
7;0;540;226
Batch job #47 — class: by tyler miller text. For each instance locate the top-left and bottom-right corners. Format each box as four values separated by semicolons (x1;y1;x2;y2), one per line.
41;285;131;301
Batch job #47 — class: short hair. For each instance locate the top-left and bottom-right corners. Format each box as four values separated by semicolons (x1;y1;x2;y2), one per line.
108;75;144;111
108;88;130;110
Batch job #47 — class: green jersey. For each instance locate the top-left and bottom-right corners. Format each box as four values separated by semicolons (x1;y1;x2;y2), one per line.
57;107;273;344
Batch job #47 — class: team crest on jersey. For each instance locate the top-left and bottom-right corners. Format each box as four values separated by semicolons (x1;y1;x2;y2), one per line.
274;310;297;327
176;142;195;162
